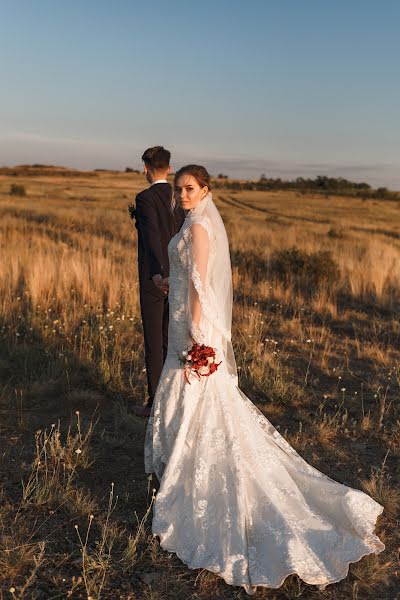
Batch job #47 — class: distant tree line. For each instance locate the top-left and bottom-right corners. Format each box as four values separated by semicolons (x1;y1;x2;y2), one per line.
212;174;398;200
1;165;397;200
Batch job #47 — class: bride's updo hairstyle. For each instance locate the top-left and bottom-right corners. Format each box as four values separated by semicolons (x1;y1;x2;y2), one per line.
174;164;212;192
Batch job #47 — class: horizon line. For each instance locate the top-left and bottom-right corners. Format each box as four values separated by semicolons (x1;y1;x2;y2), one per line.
1;162;397;192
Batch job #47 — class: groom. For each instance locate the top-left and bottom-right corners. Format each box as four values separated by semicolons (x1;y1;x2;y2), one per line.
129;146;185;417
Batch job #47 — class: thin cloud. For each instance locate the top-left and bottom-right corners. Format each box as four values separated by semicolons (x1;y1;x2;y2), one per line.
2;131;113;147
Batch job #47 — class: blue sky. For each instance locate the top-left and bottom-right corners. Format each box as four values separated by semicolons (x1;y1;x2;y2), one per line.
1;0;399;188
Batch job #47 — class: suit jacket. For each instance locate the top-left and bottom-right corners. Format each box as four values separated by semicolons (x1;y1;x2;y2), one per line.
132;182;186;286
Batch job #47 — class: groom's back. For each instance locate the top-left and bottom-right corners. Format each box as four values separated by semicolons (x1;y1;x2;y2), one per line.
135;182;185;282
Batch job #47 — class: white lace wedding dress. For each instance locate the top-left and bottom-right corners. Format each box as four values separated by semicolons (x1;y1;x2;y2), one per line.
144;192;385;595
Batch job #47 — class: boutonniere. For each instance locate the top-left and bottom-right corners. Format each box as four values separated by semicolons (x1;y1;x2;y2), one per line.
128;203;136;220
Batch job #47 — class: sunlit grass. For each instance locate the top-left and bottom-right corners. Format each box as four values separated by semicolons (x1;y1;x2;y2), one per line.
0;168;398;598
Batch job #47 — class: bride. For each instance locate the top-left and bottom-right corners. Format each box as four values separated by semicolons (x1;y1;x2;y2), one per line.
144;164;385;595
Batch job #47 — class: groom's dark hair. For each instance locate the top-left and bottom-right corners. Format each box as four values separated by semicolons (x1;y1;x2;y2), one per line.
142;146;171;171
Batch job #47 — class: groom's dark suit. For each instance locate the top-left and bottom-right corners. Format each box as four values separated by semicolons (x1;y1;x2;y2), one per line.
133;182;185;407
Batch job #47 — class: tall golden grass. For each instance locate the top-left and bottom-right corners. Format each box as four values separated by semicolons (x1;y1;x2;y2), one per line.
0;168;399;599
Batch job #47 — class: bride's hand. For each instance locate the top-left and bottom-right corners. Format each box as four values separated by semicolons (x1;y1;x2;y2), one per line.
189;324;205;346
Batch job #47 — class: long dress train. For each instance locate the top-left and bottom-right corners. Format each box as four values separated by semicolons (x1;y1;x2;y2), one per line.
144;193;385;595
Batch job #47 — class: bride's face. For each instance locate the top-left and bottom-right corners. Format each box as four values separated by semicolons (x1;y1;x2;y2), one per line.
174;174;208;211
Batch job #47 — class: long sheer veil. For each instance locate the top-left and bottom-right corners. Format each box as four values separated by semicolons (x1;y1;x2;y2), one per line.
182;191;238;386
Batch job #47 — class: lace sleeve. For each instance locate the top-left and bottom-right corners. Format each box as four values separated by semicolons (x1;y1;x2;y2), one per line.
182;216;231;345
186;222;210;344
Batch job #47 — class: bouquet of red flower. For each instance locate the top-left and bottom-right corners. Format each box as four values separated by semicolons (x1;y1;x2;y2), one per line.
178;342;222;384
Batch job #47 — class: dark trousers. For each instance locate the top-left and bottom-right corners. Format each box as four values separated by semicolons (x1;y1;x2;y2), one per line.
139;279;169;407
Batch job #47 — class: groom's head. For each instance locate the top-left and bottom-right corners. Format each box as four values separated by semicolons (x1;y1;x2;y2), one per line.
142;146;171;184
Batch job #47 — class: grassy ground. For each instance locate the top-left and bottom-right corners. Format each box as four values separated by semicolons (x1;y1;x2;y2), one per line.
0;167;399;599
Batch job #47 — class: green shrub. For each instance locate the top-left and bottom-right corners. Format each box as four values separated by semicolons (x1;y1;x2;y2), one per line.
231;249;268;282
10;183;26;196
327;227;346;239
376;187;389;199
271;247;339;287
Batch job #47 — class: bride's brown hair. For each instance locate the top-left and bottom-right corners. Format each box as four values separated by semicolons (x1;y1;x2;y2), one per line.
174;164;212;191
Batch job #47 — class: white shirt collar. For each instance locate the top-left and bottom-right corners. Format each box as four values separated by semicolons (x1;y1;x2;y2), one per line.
150;179;168;186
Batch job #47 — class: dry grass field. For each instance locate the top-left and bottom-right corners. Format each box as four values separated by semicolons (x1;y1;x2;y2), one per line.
0;167;399;599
